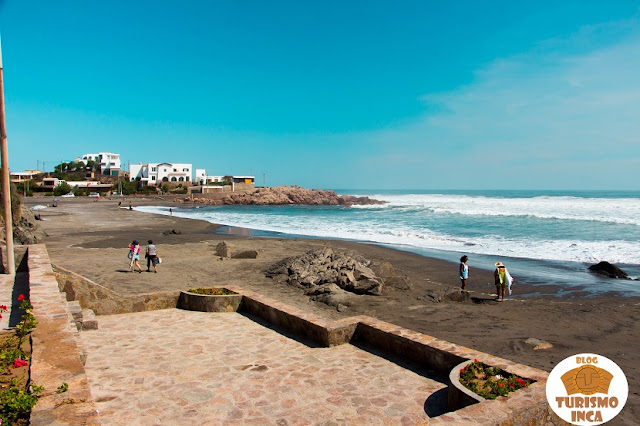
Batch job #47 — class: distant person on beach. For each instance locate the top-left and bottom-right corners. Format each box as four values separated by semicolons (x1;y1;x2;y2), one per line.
128;240;143;273
118;201;122;209
129;202;133;210
459;255;469;290
146;240;159;273
169;208;173;216
494;261;513;301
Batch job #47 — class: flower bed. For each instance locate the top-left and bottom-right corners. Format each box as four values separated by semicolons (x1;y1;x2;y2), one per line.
459;359;534;400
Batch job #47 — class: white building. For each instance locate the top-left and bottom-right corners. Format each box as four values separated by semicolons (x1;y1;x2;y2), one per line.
81;152;121;176
194;169;225;185
129;162;193;185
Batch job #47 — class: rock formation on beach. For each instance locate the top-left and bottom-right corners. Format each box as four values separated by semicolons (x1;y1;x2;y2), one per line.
267;247;401;310
187;186;385;206
588;261;630;279
267;247;383;294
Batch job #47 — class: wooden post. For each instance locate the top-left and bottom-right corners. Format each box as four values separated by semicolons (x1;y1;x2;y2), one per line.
0;36;15;274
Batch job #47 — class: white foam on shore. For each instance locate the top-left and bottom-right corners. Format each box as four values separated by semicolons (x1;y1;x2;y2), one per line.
136;205;640;264
30;205;48;210
352;193;640;227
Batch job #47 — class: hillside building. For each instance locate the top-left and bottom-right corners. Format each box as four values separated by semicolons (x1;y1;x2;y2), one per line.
129;162;193;185
81;152;121;176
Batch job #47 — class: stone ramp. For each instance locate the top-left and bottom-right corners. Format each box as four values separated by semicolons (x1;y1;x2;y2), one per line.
81;309;444;425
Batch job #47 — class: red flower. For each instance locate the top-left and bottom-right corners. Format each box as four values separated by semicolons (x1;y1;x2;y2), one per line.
474;359;478;363
0;305;6;310
460;369;464;373
0;314;2;319
498;383;504;387
18;294;24;301
12;358;28;369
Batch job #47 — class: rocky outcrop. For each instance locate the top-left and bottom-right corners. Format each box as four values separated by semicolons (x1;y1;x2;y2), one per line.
1;205;47;245
189;186;385;206
266;248;396;311
588;261;629;279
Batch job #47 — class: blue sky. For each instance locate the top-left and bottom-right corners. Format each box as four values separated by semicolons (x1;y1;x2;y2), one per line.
1;1;639;189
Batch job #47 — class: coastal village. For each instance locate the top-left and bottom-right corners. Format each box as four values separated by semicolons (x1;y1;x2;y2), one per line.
9;151;257;196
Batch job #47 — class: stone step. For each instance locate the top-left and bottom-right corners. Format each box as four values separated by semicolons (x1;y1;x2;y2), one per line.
81;309;98;331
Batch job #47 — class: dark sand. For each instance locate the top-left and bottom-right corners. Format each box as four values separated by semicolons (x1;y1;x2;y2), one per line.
27;197;639;424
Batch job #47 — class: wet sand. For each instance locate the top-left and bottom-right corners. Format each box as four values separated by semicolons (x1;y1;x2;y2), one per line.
27;197;640;424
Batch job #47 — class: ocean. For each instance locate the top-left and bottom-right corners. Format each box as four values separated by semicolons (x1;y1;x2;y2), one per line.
136;190;640;297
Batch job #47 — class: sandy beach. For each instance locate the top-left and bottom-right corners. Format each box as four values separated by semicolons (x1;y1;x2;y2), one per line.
26;197;640;424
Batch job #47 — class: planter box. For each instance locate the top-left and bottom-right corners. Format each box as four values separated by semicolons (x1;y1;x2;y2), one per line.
448;360;486;411
177;289;242;313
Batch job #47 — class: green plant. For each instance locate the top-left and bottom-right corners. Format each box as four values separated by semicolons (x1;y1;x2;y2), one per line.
0;297;42;424
0;379;42;424
53;182;72;196
56;383;68;393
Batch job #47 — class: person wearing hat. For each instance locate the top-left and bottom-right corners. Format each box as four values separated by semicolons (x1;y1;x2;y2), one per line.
128;240;143;273
459;255;469;290
493;261;513;301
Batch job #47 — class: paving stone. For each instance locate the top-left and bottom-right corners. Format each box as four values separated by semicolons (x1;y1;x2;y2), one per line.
81;309;445;424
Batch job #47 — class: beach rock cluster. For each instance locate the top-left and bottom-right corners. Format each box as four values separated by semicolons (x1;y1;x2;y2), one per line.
266;247;389;309
588;261;630;279
189;186;385;206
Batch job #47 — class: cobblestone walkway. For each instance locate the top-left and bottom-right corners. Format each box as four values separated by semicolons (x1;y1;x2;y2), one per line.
81;309;445;425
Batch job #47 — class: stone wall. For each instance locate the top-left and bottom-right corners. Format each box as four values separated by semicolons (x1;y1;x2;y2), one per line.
27;245;100;425
53;264;179;315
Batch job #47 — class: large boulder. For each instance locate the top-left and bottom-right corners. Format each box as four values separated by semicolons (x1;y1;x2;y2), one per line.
588;261;629;279
232;250;259;259
215;241;232;258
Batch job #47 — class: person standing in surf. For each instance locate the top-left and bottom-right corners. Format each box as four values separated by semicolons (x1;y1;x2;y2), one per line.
459;255;469;290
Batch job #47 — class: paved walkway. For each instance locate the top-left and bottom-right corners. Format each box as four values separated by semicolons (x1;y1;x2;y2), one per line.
81;309;446;425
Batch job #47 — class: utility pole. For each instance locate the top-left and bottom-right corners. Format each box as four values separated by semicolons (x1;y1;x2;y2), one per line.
0;36;15;274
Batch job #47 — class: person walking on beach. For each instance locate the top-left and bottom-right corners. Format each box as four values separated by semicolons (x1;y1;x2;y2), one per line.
146;240;159;273
459;255;469;290
493;261;513;301
129;240;143;273
169;208;173;216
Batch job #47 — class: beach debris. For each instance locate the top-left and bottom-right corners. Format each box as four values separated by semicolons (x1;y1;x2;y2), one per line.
524;338;553;350
215;241;232;258
162;229;182;235
587;261;629;279
266;247;383;299
232;250;259;259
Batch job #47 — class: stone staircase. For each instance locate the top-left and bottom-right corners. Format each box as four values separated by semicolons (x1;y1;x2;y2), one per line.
66;300;98;331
